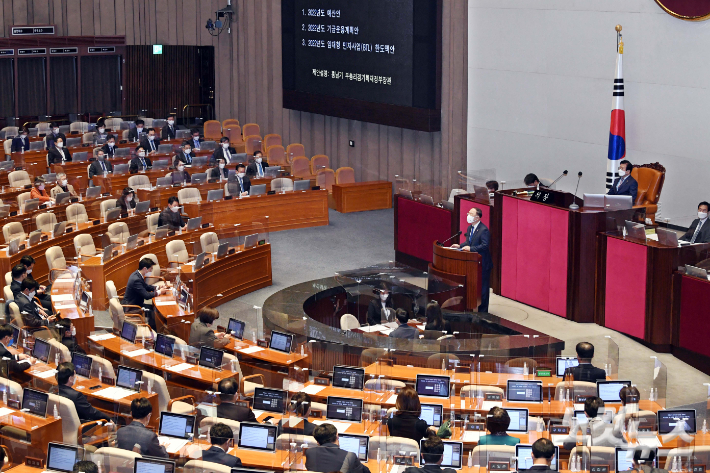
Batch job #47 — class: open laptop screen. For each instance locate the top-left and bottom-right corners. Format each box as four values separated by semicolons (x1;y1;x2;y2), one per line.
22;388;48;417
516;445;559;471
32;337;51;363
238;423;277;451
116;365;143;391
269;330;293;353
326;396;363;423
338;434;369;461
596;381;632;403
503;408;529;432
228;318;245;339
253;387;287;413
134;458;176;473
657;409;696;434
71;352;93;378
416;374;450;398
420;404;444;427
46;442;80;473
506;380;543;403
556;356;579;377
199;346;224;370
159;412;195;439
332;365;365;390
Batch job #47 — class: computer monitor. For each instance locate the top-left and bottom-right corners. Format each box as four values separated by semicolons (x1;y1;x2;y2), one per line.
207;189;223;201
55;192;71;204
596;380;632;403
126;234;139;250
156;177;171;187
79;291;90;312
503;408;529;432
85;187;102;199
616;447;656;473
332;365;365;390
416;374;451;398
506;380;543;403
253;387;288;413
120;321;138;343
293;180;310;191
269;330;293;353
159;412;196;439
22;388;48;417
326;396;363;423
216;242;229;258
32;337;51;363
228;318;245;339
420;404;444;427
135;201;150;214
606;195;633;210
657;409;696;434
116;365;143;391
179;287;190;306
10;324;19;347
199;346;224;370
134;457;176;473
113;164;129;175
71;353;93;378
516;445;559;471
244;233;258;249
556;356;579;377
583;194;605;208
155;333;175;358
419;440;463;470
186;216;202;231
250;184;266;196
191;173;207;184
46;442;81;473
193;252;207;270
237;422;277;452
338;434;369;461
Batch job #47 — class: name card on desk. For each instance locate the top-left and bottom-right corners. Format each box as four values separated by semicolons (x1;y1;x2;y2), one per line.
465;422;485;431
575;394;590;404
488;461;510;471
550;425;569;435
485;393;502;402
692;465;705;473
101;376;115;386
257;339;268;348
314;377;330;386
590;466;609;473
186;354;198;365
7;399;20;409
394;456;415;466
26;458;44;469
536;369;551;377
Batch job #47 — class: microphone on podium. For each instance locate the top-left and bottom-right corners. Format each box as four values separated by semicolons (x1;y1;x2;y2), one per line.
439;231;462;246
548;170;569;188
569;172;583;210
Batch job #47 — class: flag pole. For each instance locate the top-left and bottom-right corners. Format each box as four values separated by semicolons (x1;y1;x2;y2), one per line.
606;25;626;190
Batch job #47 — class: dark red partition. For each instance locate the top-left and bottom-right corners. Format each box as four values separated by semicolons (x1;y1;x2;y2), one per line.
394;195;453;270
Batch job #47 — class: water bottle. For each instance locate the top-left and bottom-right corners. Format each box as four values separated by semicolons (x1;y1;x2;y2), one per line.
98;366;102;382
523;362;529;377
53;404;60;419
467;452;473;468
536;419;543;433
702;419;707;434
300;344;304;356
3;387;7;405
441;358;446;374
55;352;60;366
96;460;102;473
147;378;153;394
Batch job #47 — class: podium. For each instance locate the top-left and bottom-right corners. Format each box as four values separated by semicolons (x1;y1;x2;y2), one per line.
430;242;482;312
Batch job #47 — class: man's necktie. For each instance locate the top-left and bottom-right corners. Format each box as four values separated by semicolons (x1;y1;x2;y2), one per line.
141;158;146;168
257;163;263;177
691;220;704;244
194;139;200;149
150;141;155;151
101;161;106;173
226;150;231;163
239;178;244;193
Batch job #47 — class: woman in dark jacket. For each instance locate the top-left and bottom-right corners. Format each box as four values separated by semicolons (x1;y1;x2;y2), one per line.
277;392;316;437
116;187;137;214
367;281;394;326
424;300;451;334
385;387;431;442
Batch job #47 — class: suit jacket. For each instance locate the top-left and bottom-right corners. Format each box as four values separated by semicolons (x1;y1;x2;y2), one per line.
16;292;46;328
217;402;258;423
173;151;195;167
202;446;241;467
11;136;30;152
45;132;67;150
210;167;229;180
116;421;168;458
161;124;177;141
9;280;21;298
228;175;251;195
403;465;456;473
277;417;316;437
30;187;52;203
389;324;418;339
122;271;156;307
0;343;30;374
127;128;145;142
680;218;710;243
477;433;520;445
100;143;118;158
304;443;369;473
518;465;557;473
385;413;429;442
88;159;114;178
140;137;161;153
211;147;237;166
189;137;204;149
57;384;110;423
246;161;270;178
562;417;626;450
158;207;185;230
117;198;137;214
564;363;606;383
608;175;638;203
47;147;72;165
51;183;77;199
129;156;153;174
189;321;228;348
366;298;393;326
461;222;492;271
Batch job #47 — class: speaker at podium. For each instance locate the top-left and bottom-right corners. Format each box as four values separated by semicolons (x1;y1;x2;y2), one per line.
429;241;482;312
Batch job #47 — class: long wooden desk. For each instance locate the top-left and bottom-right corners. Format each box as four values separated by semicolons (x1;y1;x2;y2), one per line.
184;189;329;232
0;195;115;235
0;402;62;460
331;181;393;213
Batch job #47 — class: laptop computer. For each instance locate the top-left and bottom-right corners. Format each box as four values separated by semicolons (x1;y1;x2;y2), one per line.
293;180;311;191
156;177;171;187
606;195;633;210
71;352;93;378
28;230;42;246
155;226;170;240
332;365;365;390
237;423;277;452
116;365;143;392
155;333;175;358
616;447;657;473
186;216;202;231
32;338;51;363
159;411;195;439
269;330;293;353
85;186;101;199
264;166;281;178
506;380;543;403
46;442;81;473
416;374;451;398
656;227;680;247
503;408;529;432
556;356;579;377
583;194;605;208
420;403;444;427
338;434;369;462
686;265;708;279
193;252;207;270
134;457;176;473
53;221;67;236
199;346;224;370
419;440;463;470
207;189;223;201
657;409;696;434
191;173;207;184
216;242;229;258
102;243;117;262
113;164;129;175
596;380;632;403
23;198;40;213
55;192;71;204
244;233;258;249
253;387;288;413
105;207;121;222
249;184;266;196
120;321;138;343
126;234;139;250
227;318;245;339
22;388;49;417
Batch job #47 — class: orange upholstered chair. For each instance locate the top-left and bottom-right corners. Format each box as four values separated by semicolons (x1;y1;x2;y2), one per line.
336;167;356;184
267;145;287;166
222;119;239;128
291;156;313;179
223;125;243;146
203;120;222;140
244;135;262;155
242;123;260;139
262;134;282;152
286;143;306;163
310;155;330;174
630;163;665;223
316;168;336;192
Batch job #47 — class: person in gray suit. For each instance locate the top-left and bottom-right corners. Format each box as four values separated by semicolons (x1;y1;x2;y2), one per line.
202;423;242;467
116;398;168;458
403;436;457;473
188;307;229;349
680;201;710;244
304;423;370;473
563;396;626;450
389;309;418;339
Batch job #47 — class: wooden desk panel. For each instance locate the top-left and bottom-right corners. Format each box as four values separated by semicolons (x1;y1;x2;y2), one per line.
0;402;62;460
11;150;48;180
184;190;329;232
50;274;94;349
331;181;392;213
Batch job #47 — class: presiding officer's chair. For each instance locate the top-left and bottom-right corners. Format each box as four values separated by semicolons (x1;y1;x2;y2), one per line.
630;163;665;223
335;167;356;185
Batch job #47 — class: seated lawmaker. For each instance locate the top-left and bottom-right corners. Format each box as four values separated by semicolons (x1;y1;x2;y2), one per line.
45;123;66;150
10;264;26;298
116;187;136;214
524;173;541;189
173;141;195;167
680;201;710;244
305;423;371;473
189;307;228;349
88;149;113;178
129;146;152;173
385;388;431;442
517;438;556;473
228;163;251;196
217;378;257;423
366;282;393;326
157;197;185;230
202;423;241;467
127;119;145;142
0;324;32;374
72;462;98;473
56;362;111;423
211;137;236;165
172;163;191;184
116;398;167;457
30;177;54;203
210;158;229;180
486;180;499;193
613;385;641;432
388;309;417;339
189;128;203;150
403;436;456;473
94;120;109;143
277;392;316;436
563;342;606;382
47;137;72;165
478;407;521;446
246;151;269;178
11;128;30;152
562;396;625;450
20;256;52;311
161;115;177;141
607;160;638;203
122;258;170;329
51;173;78;199
17;278;57;328
424;301;451;335
99;135;118;159
140;128;161;155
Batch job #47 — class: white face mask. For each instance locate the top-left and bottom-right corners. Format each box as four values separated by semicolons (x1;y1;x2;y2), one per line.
148;135;154;141
467;214;476;224
237;172;245;179
26;269;32;275
21;134;27;138
167;120;174;125
60;179;67;187
222;143;229;149
38;185;45;191
28;290;36;299
170;206;179;213
618;169;626;178
184;148;191;154
699;212;708;220
380;293;388;301
108;142;115;147
256;157;262;163
127;196;133;202
219;163;225;169
138;152;146;158
136;127;143;132
177;166;184;172
56;142;63;149
98;128;105;133
53;128;59;134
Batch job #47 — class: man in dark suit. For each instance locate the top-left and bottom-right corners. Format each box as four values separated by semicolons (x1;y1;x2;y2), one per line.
56;362;111;423
88;149;114;178
189;128;203;150
367;282;393;326
127;119;145;142
129;146;152;174
211;137;236;165
305;423;370;473
157;197;185;231
564;342;607;383
451;207;492;313
0;324;32;374
173;141;195;167
9;264;26;299
20;256;52;311
210;158;229;180
140;128;161;155
562;396;625;450
11;128;30;152
403;436;456;473
607;159;638;203
45;123;66;150
228;163;251;196
517;438;557;473
202;423;241;467
680;201;710;244
246;151;270;178
99;135;118;158
17;279;57;328
388;309;417;339
122;258;169;329
116;398;168;457
161;116;177;141
217;378;258;422
47;137;72;165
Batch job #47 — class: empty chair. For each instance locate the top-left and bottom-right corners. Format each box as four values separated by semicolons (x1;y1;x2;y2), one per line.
364;378;405;391
3;140;12;157
107;222;130;244
222;126;243;145
8;170;31;188
505;357;538;374
3;222;26;244
569;447;615;469
427;353;460;369
81;132;94;144
108;298;146;333
291;156;312;178
203;120;222;141
340;314;360;330
316;168;336;192
460;385;505;398
35;212;58;233
177;187;201;205
46;246;68;278
16;192;31;209
47;393;82;444
244;135;261;155
184;460;232;473
66;203;89;224
200;232;219;253
93;447;142;472
471;446;516;467
310;155;330;174
241;374;264;397
336;167;356;184
106;280;118;300
275;434;318;450
70;121;89;134
242;123;260;138
222;119;239;128
262;134;282;152
1;126;19;139
100;199;118;219
270;177;293;192
368;436;420;460
146;213;160;233
166;240;189;265
127;175;151;189
74;234;97;259
266;145;287;165
286;143;306;162
554;381;597;400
